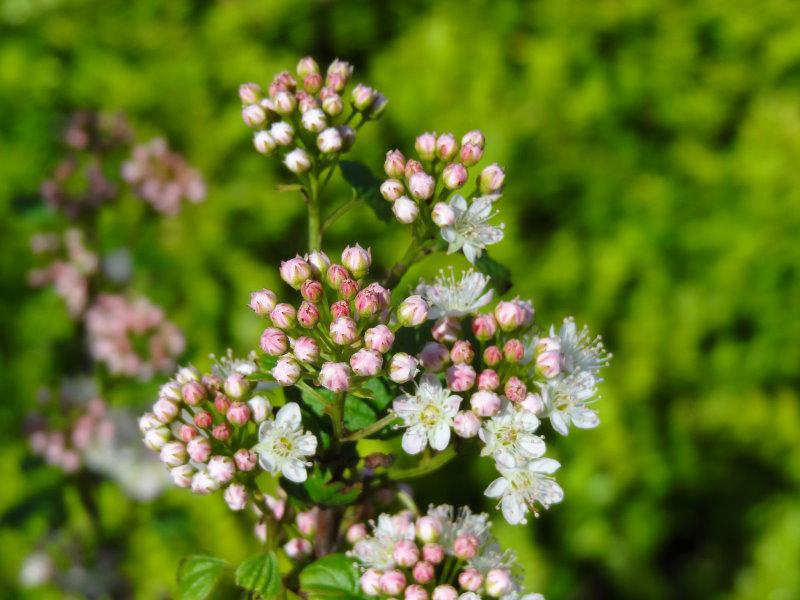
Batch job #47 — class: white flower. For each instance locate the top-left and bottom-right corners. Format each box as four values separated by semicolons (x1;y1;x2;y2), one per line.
349;513;415;570
392;374;462;454
440;194;504;264
556;317;611;376
417;267;494;320
484;459;564;525
539;373;600;436
479;404;546;468
253;402;317;483
211;349;259;377
426;504;492;551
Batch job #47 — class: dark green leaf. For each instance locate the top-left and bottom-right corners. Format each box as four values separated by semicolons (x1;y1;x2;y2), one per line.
339;160;392;222
343;394;377;431
299;554;366;599
300;386;332;418
360;377;393;410
235;552;282;598
476;252;513;294
177;555;230;600
301;466;363;507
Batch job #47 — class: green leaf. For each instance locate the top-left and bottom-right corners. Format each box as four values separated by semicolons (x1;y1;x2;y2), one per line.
300;386;332;418
476;252;513;294
178;555;230;600
235;552;282;598
339;160;392;222
299;554;366;599
360;377;393;410
343;394;377;431
302;466;363;506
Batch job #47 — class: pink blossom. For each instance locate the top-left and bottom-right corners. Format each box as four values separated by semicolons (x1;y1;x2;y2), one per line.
249;289;278;315
260;327;288;356
446;364;476;392
319;362;351;392
350;349;383;377
364;324;394;353
470;390;501;417
293;336;320;363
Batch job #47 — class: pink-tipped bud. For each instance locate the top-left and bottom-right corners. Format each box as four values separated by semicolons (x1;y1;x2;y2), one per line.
405;159;424;178
380;570;407;596
176;367;200;384
392;539;420;567
462;129;485;149
381;179;405;201
393;196;419;224
227;401;251;426
207;455;235;484
191;470;219;495
160;441;187;467
224;373;249;399
330;300;350;319
470;390;501;417
450;340;475;364
297;301;320;328
431;202;456;227
503;338;525;363
284;538;313;559
419;341;451;372
453;533;479;559
422;543;445;565
436;133;458;161
301;108;327;133
347;523;368;544
214;392;231;413
224;483;249;511
460;143;483;167
187;437;212;463
338;277;359;300
297;56;320;78
270;121;294;146
342;244;372;279
202;374;223;392
284;148;312;173
504;376;527;403
242;104;267;127
212;423;231;441
472;313;498;341
520;392;546;416
250;289;278;316
321;93;343;116
239;82;262;105
364;324;394;353
272;356;302;386
483;345;503;366
330;316;358;345
181;381;206;406
432;585;458;600
408;172;435;201
415;132;437;161
280;256;312;289
412;561;435;585
293;336;320;363
253;130;276;155
302;74;323;95
442;163;468;189
453;410;481;438
319;361;351;392
479;163;505;194
485;569;513;597
296;509;319;537
458;568;483;592
234;448;258;471
247;396;271;423
306;251;330;277
415;516;442;543
326;264;350;290
317;127;343;153
138;412;161;433
477;369;501;391
405;584;429;600
194;410;213;429
384;150;406;178
179;424;198;443
272;90;296;115
144;426;171;451
350;348;383;377
536;350;561;378
494;301;525;331
260;327;288;356
160;380;184;401
432;316;462;344
389;353;419;383
171;464;195;488
446;364;476;392
361;569;383;596
351;83;376;111
355;289;382;318
153;398;180;424
397;295;429;327
270;303;297;330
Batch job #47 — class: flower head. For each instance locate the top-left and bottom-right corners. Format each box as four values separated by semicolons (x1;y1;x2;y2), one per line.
479;404;545;468
253;403;317;483
417;268;494;320
393;374;462;455
484;459;564;525
440;195;504;264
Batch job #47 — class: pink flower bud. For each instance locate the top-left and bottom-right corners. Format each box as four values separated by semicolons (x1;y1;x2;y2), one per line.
284;537;313;559
194;410;213;429
460;143;483;167
347;523;368;544
453;533;479;559
187;437;212;463
361;569;383;596
234;448;258;471
260;327;288;356
202;374;223;392
319;361;351;392
405;159;424;178
212;423;231;441
160;380;184;401
298;106;324;132
139;412;161;433
182;381;207;406
297;301;320;328
479;163;505;194
351;83;376;111
270;121;294;146
520;392;546;416
330;316;358;345
144;426;171;451
242;104;267;127
331;300;350;319
214;392;231;413
453;410;481;438
458;567;483;592
381;179;405;201
392;539;420;567
504;376;527;403
431;202;456;227
446;364;476;392
432;316;462;344
224;373;249;399
393;196;419;224
227;401;251;426
350;348;383;377
321;93;343;116
442;163;468;189
296;508;319;537
339;279;360;303
317;127;343;153
419;342;451;372
385;150;406;178
364;324;394;353
191;470;219;495
270;303;297;329
297;56;319;78
462;130;485;148
153;398;180;423
483;345;503;366
306;251;330;277
250;289;278;316
503;338;525;363
412;561;435;584
178;424;198;442
207;455;235;484
416;516;442;543
272;356;302;386
415;132;437;161
405;584;429;600
408;172;435;201
398;295;429;327
389;353;419;383
470;390;501;417
293;336;320;363
477;369;501;391
253;130;276;155
160;441;187;467
472;313;498;341
239;82;262;104
536;350;561;378
485;569;513;597
284;148;312;173
380;570;407;596
280;256;312;289
436;133;458;161
223;483;249;511
422;543;445;565
171;464;195;488
272;90;296;115
355;289;381;318
494;301;525;331
450;340;475;364
342;244;372;279
432;585;458;600
326;264;350;290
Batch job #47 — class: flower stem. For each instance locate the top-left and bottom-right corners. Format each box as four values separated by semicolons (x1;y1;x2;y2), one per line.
387;446;457;480
307;173;321;251
383;234;437;289
341;413;397;442
321;192;360;233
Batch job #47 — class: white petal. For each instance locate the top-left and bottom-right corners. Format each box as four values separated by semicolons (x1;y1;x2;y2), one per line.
462;243;479;264
441;227;457;243
258;452;277;474
402;426;427;455
495;448;517;469
517;410;540;431
282;458;307;483
429;422;451;451
571;407;600;429
518;434;546;458
550;411;570;436
295;433;318;455
501;494;526;525
275;402;302;430
530;457;561;474
474;289;494;310
484;476;508;498
258;420;274;438
420;373;441;390
444;395;462;415
450;195;468;211
542;480;565;505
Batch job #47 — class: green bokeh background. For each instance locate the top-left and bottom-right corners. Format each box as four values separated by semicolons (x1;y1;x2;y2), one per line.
2;0;800;598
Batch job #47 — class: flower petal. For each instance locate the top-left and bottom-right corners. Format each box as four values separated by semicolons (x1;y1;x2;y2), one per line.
402;426;427;455
484;476;509;498
282;458;307;483
549;410;570;436
275;402;301;430
501;493;526;525
429;421;451;451
571;407;600;429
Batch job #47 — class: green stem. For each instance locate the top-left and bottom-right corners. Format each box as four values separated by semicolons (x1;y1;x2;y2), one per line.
307;174;321;251
383;234;437;289
330;392;345;443
321;193;360;233
387;446;458;481
396;489;419;515
341;413;397;442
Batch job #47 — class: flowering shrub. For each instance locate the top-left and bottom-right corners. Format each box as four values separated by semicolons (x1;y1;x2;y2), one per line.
138;56;611;598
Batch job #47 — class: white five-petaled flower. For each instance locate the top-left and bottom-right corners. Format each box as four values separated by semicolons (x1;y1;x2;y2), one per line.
416;267;494;320
252;402;317;483
440;194;504;264
555;317;611;376
392;374;462;454
538;373;600;436
484;458;564;525
479;403;546;468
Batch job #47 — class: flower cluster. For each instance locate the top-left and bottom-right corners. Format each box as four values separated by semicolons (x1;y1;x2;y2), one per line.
85;294;185;378
121;137;207;214
349;505;543;600
251;245;430;393
380;132;505;263
240;57;386;173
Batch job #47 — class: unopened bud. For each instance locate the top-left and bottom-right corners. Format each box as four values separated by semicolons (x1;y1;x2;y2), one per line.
212;422;231;441
479;163;505;194
453;410;481;438
239;82;262;105
483;345;503;366
472;313;498;341
364;324;394;353
306;251;331;277
380;570;407;596
477;369;500;391
458;568;483;592
446;364;476;392
450;340;474;364
381;179;405;201
234;448;258;471
419;341;450;372
272;90;296;115
171;464;195;488
272;356;302;385
300;279;324;303
460;143;483;167
144;427;171;452
187;436;212;462
242;104;267;127
436;133;458;161
350;348;383;377
296;56;319;78
191;469;219;495
270;121;294;146
504;376;527;403
284;148;311;173
389;353;418;383
470;390;501;417
330;316;358;345
415;132;437;161
270;303;297;329
342;244;371;278
503;338;525;363
347;523;368;544
442;163;468;189
384;150;406;178
317;127;343;154
227;401;251;426
485;569;513;597
393;196;419;224
224;483;249;511
250;289;278;315
321;93;344;116
432;316;462;344
297;301;320;328
224;373;249;399
253;130;276;155
351;83;376;111
301;108;327;133
431;202;456;227
461;129;485;149
293;336;320;363
408;172;435;201
319;361;351;392
160;441;187;467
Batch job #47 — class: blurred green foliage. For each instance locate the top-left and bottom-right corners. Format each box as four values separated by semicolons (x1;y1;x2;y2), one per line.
2;0;800;598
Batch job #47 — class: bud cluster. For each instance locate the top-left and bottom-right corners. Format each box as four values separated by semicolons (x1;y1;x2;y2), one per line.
121;137;207;215
240;57;386;173
251;246;429;393
349;505;543;600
